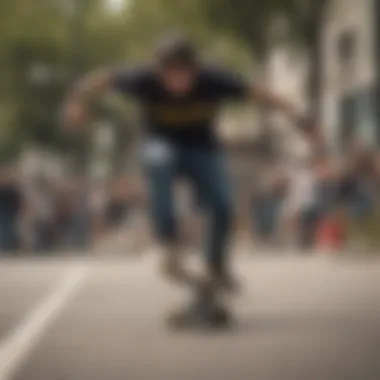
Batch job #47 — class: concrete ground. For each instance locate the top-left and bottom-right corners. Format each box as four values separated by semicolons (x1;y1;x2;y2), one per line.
0;252;380;380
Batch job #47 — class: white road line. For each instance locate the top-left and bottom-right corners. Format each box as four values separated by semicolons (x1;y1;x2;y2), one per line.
0;266;89;380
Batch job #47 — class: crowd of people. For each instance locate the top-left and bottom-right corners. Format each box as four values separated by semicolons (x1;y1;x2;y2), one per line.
0;140;379;256
0;169;139;255
250;142;380;252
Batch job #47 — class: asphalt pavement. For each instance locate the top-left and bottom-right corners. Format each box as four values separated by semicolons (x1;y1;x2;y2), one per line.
0;252;380;380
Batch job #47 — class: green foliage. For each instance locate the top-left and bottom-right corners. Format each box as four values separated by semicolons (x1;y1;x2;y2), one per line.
0;0;132;161
202;0;330;116
0;0;328;163
201;0;299;57
123;0;254;70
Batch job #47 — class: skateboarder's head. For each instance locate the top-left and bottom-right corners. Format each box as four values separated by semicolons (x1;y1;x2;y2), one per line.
154;33;199;96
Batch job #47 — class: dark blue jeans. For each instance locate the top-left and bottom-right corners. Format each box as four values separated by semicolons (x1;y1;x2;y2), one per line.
143;139;233;275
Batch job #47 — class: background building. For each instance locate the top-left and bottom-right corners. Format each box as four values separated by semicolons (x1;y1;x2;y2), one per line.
321;0;380;150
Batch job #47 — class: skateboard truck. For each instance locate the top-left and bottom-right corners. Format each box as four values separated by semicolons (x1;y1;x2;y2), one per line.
167;278;232;329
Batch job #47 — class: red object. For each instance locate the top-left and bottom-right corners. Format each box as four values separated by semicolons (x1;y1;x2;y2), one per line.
316;218;346;251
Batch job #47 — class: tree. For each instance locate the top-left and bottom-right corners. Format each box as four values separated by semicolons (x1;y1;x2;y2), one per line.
122;0;254;71
198;0;303;141
202;0;302;62
202;0;330;119
0;0;135;162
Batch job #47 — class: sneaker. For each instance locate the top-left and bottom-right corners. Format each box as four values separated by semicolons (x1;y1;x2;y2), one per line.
210;271;242;294
161;249;194;286
166;298;231;329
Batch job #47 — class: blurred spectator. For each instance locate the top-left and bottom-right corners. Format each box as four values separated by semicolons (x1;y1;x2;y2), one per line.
314;155;339;213
69;177;91;250
283;158;319;250
0;167;23;253
340;146;379;249
251;162;288;247
55;177;91;251
28;177;56;252
90;183;108;239
54;181;73;249
105;179;130;229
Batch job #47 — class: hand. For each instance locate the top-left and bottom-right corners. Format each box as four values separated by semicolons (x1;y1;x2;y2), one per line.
280;99;298;120
61;100;88;133
297;116;325;146
306;122;324;146
250;85;297;117
309;127;324;145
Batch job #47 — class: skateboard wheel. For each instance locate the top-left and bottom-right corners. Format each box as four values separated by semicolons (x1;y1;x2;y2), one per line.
165;304;232;330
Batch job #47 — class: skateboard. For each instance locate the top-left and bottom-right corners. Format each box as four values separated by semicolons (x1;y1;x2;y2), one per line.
166;279;233;330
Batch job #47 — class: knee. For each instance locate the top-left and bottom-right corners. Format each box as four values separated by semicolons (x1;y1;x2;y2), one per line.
210;194;234;227
152;205;176;242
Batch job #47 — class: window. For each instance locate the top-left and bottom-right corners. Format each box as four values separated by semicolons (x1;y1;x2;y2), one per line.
339;94;357;148
337;30;356;65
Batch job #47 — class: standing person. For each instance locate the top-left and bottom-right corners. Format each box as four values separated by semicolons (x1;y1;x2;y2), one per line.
55;181;72;250
90;183;108;241
62;34;314;324
339;149;378;250
70;177;91;250
29;177;56;253
0;167;23;253
285;158;319;250
251;162;286;248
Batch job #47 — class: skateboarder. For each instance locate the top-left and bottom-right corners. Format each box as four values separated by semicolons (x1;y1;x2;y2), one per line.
62;34;314;326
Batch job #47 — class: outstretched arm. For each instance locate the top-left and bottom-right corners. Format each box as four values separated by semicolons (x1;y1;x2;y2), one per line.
62;69;115;131
249;84;297;120
69;69;114;103
249;84;324;145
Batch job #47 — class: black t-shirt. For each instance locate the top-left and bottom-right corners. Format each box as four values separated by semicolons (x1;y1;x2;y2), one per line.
112;65;249;147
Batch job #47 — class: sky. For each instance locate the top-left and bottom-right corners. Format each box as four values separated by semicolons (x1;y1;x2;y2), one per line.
107;0;127;12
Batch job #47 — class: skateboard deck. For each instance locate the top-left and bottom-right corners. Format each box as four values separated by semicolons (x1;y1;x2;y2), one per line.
166;279;233;330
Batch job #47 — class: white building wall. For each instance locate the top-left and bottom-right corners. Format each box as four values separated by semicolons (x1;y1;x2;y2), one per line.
266;48;308;111
266;47;311;159
222;46;308;143
321;0;376;148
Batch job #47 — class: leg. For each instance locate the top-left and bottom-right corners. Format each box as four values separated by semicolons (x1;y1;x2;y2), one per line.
143;139;191;285
167;148;235;329
167;281;232;329
185;148;236;291
145;165;177;245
